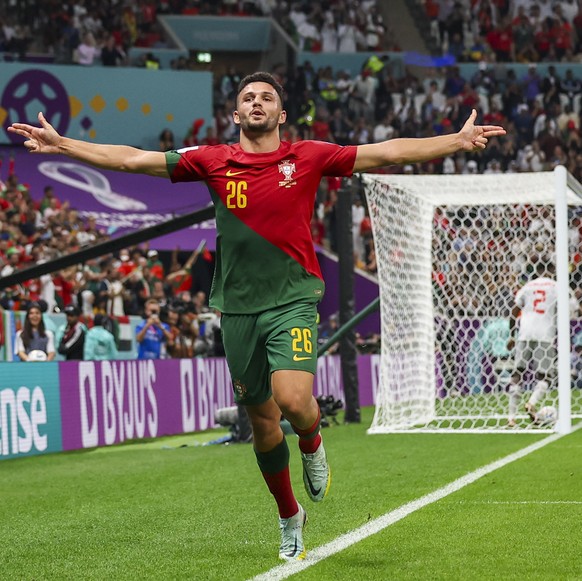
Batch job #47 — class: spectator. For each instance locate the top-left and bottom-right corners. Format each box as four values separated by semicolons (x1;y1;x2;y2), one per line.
561;69;582;108
486;15;513;62
511;10;538;62
365;238;377;274
329;106;352;145
135;298;171;359
146;249;164;280
123;267;149;315
349;69;378;122
144;52;161;70
320;18;338;52
84;314;118;361
57;304;86;360
338;15;359;52
101;35;126;67
53;267;76;310
74;32;99;66
296;15;320;51
15;301;56;361
167;311;202;358
39;185;61;215
541;65;563;108
364;8;385;51
100;264;126;316
150;279;168;308
164;306;181;357
158;129;175;151
165;245;204;297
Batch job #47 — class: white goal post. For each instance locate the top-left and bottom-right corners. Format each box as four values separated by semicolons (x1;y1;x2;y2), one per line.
362;168;582;434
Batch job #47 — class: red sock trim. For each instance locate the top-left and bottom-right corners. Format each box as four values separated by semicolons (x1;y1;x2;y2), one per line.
299;432;321;454
262;466;299;519
292;408;321;438
292;409;322;454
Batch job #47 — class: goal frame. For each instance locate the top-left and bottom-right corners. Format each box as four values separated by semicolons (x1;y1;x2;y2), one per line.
362;167;582;435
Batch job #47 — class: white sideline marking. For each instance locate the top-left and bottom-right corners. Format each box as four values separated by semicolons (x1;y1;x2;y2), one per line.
250;426;581;581
453;500;582;505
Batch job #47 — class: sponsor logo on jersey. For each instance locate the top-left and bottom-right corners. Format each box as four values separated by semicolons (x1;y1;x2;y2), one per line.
226;169;247;177
278;160;297;188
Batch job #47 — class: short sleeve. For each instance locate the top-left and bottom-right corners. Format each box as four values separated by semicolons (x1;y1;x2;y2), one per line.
166;146;212;183
297;141;357;177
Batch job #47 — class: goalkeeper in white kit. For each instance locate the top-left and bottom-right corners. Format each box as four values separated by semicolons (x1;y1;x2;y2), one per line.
506;262;557;427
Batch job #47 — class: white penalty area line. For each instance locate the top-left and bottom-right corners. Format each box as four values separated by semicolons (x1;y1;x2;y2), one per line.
250;424;582;581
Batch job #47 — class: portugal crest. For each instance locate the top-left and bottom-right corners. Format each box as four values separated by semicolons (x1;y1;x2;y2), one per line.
278;160;297;188
233;379;248;400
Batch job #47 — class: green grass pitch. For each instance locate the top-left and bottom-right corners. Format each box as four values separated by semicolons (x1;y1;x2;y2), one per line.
1;409;580;580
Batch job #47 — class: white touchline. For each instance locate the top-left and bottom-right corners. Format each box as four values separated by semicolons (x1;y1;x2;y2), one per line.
250;425;582;581
450;500;582;505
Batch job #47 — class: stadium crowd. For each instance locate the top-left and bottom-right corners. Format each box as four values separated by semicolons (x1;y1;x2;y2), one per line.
425;0;582;63
197;53;582;273
0;0;390;65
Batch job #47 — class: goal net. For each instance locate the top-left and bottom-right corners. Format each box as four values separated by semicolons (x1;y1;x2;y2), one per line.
362;170;582;433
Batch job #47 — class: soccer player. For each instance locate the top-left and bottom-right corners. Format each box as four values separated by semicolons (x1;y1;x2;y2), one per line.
8;72;505;560
506;262;558;427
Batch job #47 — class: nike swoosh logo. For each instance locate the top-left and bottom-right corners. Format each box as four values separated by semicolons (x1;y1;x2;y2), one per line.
293;354;312;362
305;472;321;498
226;169;246;176
285;539;298;559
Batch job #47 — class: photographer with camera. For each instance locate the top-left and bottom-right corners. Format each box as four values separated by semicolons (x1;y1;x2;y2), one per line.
135;298;172;360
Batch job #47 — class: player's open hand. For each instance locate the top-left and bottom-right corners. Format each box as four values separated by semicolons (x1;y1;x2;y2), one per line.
459;109;506;152
7;112;62;154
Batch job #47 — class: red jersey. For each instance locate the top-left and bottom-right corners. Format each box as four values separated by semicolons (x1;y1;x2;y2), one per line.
166;140;357;314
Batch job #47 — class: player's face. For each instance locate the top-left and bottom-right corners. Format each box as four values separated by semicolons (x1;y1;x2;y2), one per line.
234;82;286;134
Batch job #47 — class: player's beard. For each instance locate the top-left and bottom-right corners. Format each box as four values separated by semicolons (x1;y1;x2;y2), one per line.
239;113;279;135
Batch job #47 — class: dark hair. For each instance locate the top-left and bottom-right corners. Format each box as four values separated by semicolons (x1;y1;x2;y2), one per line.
94;314;106;327
237;72;284;104
21;303;46;348
64;304;81;316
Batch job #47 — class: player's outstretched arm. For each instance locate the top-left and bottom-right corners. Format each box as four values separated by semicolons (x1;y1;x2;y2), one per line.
8;112;169;178
353;109;506;173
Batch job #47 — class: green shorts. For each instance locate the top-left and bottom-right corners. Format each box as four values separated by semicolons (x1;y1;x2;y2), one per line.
221;301;319;405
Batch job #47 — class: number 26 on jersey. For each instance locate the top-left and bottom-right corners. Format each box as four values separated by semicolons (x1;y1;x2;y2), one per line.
226;180;247;209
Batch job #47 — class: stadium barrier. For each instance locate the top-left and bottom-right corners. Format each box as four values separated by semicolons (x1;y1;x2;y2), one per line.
0;354;380;461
